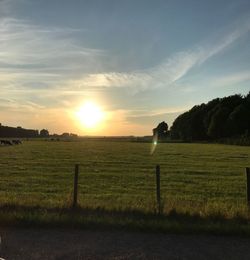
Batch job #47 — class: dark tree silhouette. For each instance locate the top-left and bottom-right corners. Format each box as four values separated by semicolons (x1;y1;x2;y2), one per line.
40;129;49;137
170;92;250;141
61;132;70;138
153;121;168;140
207;105;230;138
227;104;249;136
0;124;39;138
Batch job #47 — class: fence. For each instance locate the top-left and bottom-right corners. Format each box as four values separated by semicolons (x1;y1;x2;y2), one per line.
0;139;249;215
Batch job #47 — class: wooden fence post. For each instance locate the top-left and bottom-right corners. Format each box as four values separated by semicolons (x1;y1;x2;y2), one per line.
72;164;79;209
156;164;161;214
246;167;250;205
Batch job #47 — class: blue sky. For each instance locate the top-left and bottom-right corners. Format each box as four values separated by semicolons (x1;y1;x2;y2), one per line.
0;0;250;135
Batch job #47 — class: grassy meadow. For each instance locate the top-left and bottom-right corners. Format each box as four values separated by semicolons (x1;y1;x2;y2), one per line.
1;139;250;234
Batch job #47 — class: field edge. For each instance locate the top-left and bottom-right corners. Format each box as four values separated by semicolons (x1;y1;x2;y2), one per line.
1;205;250;237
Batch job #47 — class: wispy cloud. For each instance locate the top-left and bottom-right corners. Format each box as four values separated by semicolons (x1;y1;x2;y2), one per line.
0;97;45;111
77;20;250;93
2;19;105;64
213;71;250;87
127;111;183;126
0;15;110;118
0;17;106;90
1;14;249;98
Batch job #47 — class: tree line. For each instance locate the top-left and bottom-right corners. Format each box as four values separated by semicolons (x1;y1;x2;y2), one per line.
0;124;39;138
170;92;250;141
0;123;78;139
0;124;53;138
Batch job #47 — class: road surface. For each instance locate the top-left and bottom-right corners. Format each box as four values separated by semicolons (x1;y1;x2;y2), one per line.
1;228;250;259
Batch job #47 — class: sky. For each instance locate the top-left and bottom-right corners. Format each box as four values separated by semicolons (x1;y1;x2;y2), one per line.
0;0;250;136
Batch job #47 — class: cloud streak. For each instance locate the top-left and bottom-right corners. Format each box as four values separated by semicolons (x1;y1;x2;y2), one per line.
1;14;249;98
213;70;250;87
0;17;106;91
77;20;250;93
0;15;110;115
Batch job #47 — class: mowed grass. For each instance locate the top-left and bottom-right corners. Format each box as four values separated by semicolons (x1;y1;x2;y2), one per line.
0;140;250;234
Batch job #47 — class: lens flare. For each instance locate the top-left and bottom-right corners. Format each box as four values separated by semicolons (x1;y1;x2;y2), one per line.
150;133;158;155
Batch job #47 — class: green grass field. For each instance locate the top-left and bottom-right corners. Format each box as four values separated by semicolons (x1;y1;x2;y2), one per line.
1;140;250;234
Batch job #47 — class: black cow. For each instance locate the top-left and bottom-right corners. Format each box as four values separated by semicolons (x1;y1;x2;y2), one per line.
0;140;12;145
12;140;22;145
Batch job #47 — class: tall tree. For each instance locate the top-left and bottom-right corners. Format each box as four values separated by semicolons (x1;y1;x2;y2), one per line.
153;121;168;140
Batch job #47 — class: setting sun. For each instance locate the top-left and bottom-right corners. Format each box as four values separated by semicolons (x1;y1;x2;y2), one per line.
76;101;104;128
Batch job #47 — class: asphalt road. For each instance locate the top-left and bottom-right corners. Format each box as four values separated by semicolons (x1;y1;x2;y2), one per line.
1;228;250;259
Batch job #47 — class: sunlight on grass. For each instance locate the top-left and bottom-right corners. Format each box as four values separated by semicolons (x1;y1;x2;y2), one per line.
0;140;250;232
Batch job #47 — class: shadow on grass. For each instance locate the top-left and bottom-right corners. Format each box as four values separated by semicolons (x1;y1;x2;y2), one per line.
0;204;250;236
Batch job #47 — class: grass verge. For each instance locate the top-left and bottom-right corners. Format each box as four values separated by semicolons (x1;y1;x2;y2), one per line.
1;204;250;237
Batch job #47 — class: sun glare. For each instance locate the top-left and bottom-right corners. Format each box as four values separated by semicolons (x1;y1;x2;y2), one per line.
76;101;104;128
